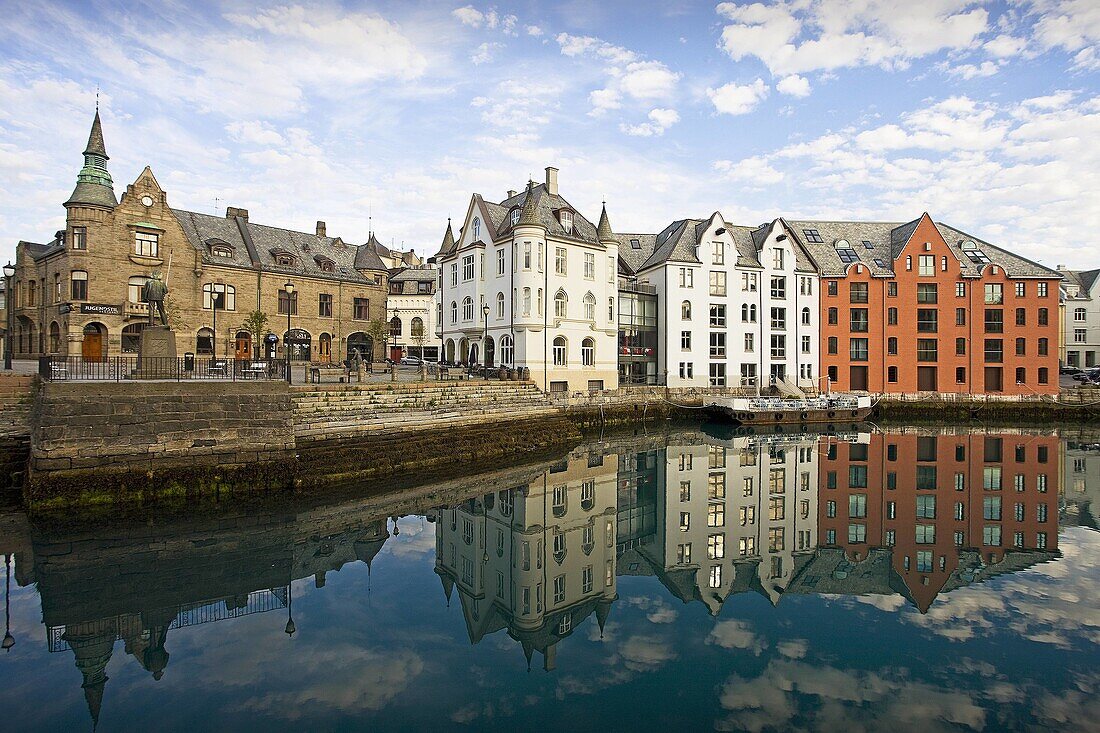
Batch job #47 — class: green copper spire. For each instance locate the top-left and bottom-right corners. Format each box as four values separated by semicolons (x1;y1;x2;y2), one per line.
66;109;117;209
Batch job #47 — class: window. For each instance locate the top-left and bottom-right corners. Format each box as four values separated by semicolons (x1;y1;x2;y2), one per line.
914;309;938;333
584;252;595;279
887;337;898;355
917;495;936;519
849;494;867;517
462;296;474;321
1016;339;1026;357
1015;308;1026;327
956;282;966;298
461;255;474;281
917;339;938;362
497;247;506;275
278;289;298;315
850;338;868;361
800;277;813;295
886;307;898;325
1038;337;1048;355
850;308;869;332
771;335;786;358
318;293;332;317
709;362;726;386
554;291;567;318
71;226;86;250
828;307;838;325
203;283;236;311
709;332;726;358
523;242;532;269
802;335;811;354
581;337;594;366
985;339;1003;363
828;281;838;296
916;525;936;545
802;228;824;243
678;362;693;378
583;293;596;321
916;254;934;276
709;565;722;588
134;231;159;257
1074;307;1087;322
712;241;724;265
708;503;725;527
450;263;458;286
677;543;691;562
496;291;505;319
742;272;757;291
848;524;866;543
1038;308;1048;325
956;338;967;356
552;336;567;366
710;270;727;296
828;337;838;355
888;365;898;382
710;304;726;327
70;270;87;300
917;283;938;303
850;282;868;303
1038;282;1048;297
196;327;214;355
742;304;757;322
679;268;694;288
681;331;691;350
985;283;1003;304
770;276;786;299
745;334;755;352
1074;329;1087;343
450;300;459;323
801;306;811;325
708;534;725;560
985;309;1004;333
680;300;692;321
983;496;1002;520
561;210;574;234
771;307;787;330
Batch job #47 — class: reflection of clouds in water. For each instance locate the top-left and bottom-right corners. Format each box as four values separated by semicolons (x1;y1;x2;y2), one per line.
1031;671;1100;729
715;660;986;733
622;595;679;624
904;528;1100;649
776;639;807;659
383;518;435;559
619;635;677;672
556;626;676;698
706;620;767;656
450;696;517;724
228;645;425;719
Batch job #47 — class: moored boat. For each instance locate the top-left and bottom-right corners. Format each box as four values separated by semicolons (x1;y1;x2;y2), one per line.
704;394;874;426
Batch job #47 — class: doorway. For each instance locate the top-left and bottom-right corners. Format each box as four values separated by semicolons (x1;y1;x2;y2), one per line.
235;331;252;360
849;365;869;391
81;323;106;362
917;366;938;391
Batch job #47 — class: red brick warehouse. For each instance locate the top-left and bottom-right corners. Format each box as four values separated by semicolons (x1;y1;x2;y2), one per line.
780;213;1061;396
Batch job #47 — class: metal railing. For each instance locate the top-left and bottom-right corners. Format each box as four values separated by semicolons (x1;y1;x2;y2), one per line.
39;355;288;382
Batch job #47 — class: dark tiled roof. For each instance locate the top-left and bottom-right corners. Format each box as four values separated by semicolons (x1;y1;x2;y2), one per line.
174;209;385;283
84;110;108;158
495;183;600;244
65;181;118;208
613;233;658;274
1061;268;1100;295
390;267;437;282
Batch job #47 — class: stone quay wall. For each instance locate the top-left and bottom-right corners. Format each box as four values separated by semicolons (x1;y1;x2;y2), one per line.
27;381;295;507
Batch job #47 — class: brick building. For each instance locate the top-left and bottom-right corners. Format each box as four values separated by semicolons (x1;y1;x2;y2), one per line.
7;111;389;363
789;213;1061;395
817;431;1060;612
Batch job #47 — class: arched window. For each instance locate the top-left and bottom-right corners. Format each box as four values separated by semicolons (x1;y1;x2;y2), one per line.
196;327;214;355
581;337;594;366
462;296;474;321
450;301;458;323
906;255;912;271
750;304;757;322
583;292;596;321
411;317;424;338
472;217;481;239
682;300;691;320
49;321;61;353
390;316;402;337
553;336;567;365
203;283;236;311
801;306;811;325
500;335;514;365
555;290;568;318
496;292;505;319
121;323;144;353
71;270;88;300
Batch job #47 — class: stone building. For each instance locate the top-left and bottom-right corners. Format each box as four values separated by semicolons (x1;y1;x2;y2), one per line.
1058;267;1100;369
7;111;389;363
432;168;620;391
386;262;438;363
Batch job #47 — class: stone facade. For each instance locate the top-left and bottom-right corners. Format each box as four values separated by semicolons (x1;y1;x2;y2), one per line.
8;112;389;364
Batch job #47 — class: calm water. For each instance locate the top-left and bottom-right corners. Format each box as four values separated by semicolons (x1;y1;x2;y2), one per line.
1;424;1098;732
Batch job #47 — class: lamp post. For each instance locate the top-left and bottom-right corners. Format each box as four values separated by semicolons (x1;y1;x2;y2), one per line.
210;289;222;363
3;554;13;652
482;303;491;380
3;261;14;371
283;582;295;638
284;281;294;384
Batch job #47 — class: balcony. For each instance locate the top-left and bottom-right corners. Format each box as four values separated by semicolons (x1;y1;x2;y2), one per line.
125;300;150;319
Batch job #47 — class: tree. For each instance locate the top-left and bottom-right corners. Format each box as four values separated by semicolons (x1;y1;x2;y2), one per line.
411;316;426;361
240;310;270;359
365;318;388;363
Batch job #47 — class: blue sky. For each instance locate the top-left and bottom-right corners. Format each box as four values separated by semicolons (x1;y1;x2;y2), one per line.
0;0;1097;267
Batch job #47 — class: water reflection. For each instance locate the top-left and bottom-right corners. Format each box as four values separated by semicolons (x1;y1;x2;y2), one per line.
2;424;1095;730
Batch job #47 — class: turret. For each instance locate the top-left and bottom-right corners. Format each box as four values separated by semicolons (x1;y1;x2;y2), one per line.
65;109;117;211
597;202;614;244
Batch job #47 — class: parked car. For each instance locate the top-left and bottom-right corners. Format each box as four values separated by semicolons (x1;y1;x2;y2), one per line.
401;357;423;366
1072;369;1099;381
1061;365;1083;375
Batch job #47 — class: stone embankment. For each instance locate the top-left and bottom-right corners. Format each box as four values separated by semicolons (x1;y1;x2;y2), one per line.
0;374;34;491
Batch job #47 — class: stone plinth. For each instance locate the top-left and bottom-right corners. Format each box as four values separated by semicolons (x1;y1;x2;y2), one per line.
136;326;178;378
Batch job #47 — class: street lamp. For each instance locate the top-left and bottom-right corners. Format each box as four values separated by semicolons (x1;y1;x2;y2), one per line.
210;289;222;364
482;303;491;380
284;281;294;384
3;261;14;371
283;582;295;638
3;554;14;652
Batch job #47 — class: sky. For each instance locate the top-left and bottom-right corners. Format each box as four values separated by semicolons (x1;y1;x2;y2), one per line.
0;0;1097;268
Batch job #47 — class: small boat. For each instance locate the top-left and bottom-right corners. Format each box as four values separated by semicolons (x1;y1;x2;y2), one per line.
704;394;874;426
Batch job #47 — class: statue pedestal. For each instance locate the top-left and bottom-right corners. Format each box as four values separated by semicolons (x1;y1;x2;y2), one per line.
136;327;178;378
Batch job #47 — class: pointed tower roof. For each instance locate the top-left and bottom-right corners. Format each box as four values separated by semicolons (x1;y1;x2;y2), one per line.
433;218;456;258
66;109;117;209
518;181;541;227
83;677;106;730
597;202;613;242
84;109;108;159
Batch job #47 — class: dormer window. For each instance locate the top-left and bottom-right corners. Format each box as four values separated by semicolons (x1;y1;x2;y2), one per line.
212;246;232;258
314;256;335;273
275;253;295;267
472;217;481;239
511;209;520;226
560;210;573;235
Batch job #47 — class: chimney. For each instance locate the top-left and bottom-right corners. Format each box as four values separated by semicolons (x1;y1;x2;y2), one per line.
316;220;326;237
225;206;248;221
507;189;517;199
545;166;558;196
1056;264;1066;271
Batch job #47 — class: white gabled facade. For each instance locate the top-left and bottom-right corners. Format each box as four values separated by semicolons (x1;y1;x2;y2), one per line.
433;168;619;392
632;215;819;392
1059;266;1100;369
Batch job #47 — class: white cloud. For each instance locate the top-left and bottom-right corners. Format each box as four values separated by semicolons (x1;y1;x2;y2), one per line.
225;121;286;147
471;42;502;65
713;155;784;183
941;60;1002;79
452;6;486;27
620;108;680;137
708;79;769;116
588;88;623;116
776;74;811;97
619;61;681;100
983;33;1028;58
526;25;543;37
715;1;990;76
706;620;768;655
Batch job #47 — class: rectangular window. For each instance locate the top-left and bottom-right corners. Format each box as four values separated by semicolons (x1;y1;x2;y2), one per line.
678;362;694;379
985;283;1003;304
353;297;370;320
848;524;866;544
497;248;505;275
712;241;725;265
919;255;935;276
709;362;726;387
134;231;159;257
709;332;726;358
278;289;298;316
985;309;1004;333
70;271;88;301
707;534;725;560
985;339;1003;363
917;339;937;362
742;272;757;291
916;525;936;545
555;247;567;275
956;282;966;297
771;335;786;359
679;268;694;288
710;304;726;327
462;255;474;281
707;503;725;527
740;505;756;525
318;293;333;317
888;281;898;297
917;309;938;333
917;495;936;519
681;331;691;350
71;226;87;250
1038;282;1048;297
770;276;786;299
849;493;867;517
710;270;727;296
917;283;938;303
584;253;595;279
771;307;786;330
850;282;868;303
983;496;1002;520
850;308;869;332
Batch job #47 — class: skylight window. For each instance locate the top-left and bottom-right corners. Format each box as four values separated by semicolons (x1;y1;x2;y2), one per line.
630;238;641;249
874;258;887;268
838;249;860;264
802;228;824;243
862;240;874;249
964;250;992;264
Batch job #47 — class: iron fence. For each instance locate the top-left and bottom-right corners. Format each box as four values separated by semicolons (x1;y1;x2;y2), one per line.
39;355;288;382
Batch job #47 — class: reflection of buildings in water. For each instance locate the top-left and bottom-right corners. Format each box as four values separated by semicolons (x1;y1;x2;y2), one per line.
813;432;1062;612
31;515;390;728
434;449;618;670
617;432;821;615
1063;441;1100;529
616;430;1063;616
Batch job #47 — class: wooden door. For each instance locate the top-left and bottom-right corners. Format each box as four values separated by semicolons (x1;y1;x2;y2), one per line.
917;366;938;391
318;334;332;363
849;365;869;391
82;333;103;362
235;334;251;360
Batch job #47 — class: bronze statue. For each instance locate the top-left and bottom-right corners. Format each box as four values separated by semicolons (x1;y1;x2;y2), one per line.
143;271;169;327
